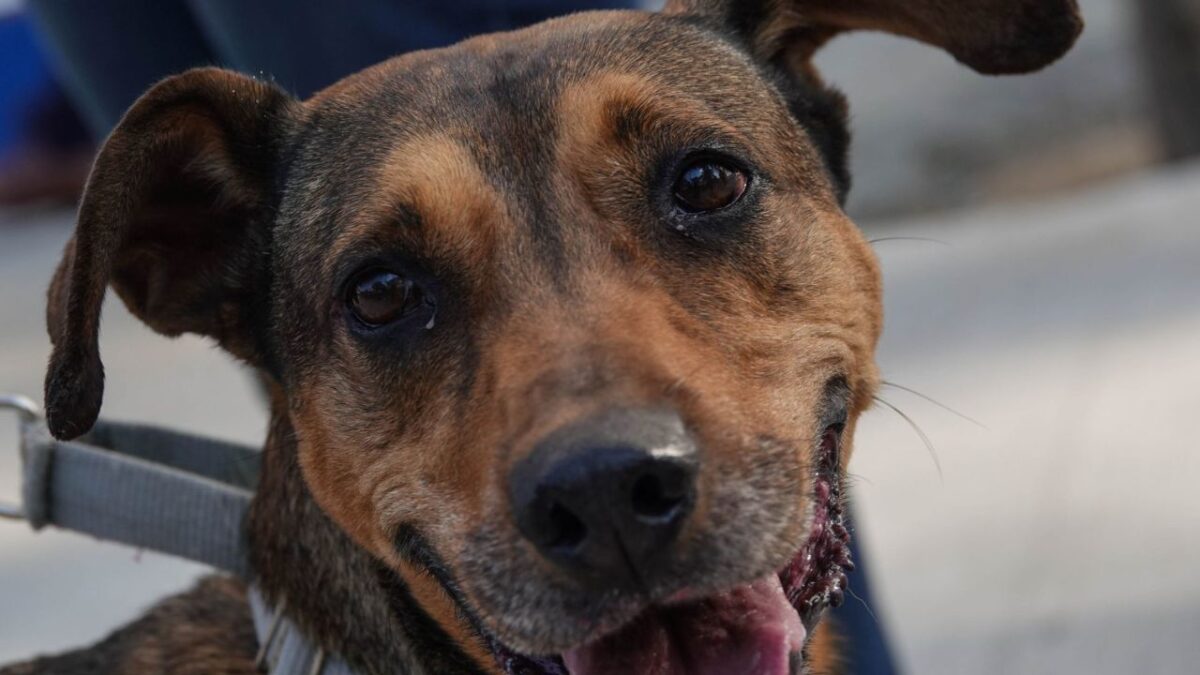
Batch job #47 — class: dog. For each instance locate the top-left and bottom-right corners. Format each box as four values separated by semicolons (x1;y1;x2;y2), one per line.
4;0;1081;673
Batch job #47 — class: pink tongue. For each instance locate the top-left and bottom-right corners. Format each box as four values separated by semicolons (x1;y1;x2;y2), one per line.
561;575;805;675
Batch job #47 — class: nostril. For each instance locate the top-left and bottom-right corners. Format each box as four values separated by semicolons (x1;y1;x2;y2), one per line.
630;471;686;522
510;409;700;582
546;501;588;553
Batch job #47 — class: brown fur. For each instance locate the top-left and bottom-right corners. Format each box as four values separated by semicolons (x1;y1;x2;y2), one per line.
664;0;1083;76
19;1;1081;673
806;623;842;675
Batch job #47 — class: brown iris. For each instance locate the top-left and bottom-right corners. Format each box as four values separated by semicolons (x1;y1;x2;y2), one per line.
673;160;748;212
347;270;423;326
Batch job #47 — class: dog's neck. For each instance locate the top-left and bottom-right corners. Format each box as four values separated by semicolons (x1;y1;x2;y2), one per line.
246;393;489;675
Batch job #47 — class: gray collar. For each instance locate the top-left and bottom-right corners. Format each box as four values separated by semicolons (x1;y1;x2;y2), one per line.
2;395;368;675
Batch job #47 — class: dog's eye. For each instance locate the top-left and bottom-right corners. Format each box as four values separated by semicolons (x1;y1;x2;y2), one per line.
673;160;748;213
347;270;425;326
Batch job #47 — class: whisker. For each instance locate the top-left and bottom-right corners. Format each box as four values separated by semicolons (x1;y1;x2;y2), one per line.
844;585;882;627
665;362;709;399
843;472;875;488
874;395;943;480
881;380;987;429
664;376;687;397
867;235;951;247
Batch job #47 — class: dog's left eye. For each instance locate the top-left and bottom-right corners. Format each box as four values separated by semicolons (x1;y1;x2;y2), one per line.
673;159;748;213
346;269;426;327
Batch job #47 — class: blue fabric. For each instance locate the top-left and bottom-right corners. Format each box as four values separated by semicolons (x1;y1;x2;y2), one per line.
0;15;54;152
186;0;634;100
26;0;634;139
26;0;215;140
834;510;903;674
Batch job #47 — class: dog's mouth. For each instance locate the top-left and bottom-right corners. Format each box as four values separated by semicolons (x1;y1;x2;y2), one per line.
484;424;852;675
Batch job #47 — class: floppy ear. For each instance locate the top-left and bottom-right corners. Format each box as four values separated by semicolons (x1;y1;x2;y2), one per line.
44;68;301;440
664;0;1084;76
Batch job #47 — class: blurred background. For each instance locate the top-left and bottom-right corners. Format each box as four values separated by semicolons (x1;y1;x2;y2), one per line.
1;0;1197;673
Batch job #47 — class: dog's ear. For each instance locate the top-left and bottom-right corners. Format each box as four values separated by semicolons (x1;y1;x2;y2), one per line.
44;68;300;439
663;0;1083;76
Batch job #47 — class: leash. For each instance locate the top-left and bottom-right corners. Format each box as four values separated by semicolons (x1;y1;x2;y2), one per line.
1;394;363;675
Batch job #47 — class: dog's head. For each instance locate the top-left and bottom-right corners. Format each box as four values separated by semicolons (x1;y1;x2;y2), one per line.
43;1;1080;672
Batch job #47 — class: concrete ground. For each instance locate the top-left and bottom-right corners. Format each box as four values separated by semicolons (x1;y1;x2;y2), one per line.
852;164;1200;674
817;0;1154;220
2;162;1199;673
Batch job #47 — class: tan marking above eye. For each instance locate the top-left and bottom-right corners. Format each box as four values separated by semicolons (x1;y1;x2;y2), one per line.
324;135;508;285
554;72;747;165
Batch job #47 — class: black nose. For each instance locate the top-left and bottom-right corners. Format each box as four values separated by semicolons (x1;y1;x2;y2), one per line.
508;408;698;588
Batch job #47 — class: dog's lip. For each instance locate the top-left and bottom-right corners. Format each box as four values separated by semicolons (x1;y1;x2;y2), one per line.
480;426;850;675
486;521;848;675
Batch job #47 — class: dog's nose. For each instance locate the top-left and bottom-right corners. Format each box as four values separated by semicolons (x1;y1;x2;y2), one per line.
508;408;698;587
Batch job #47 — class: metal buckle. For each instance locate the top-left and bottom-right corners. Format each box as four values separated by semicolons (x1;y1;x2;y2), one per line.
1;393;41;521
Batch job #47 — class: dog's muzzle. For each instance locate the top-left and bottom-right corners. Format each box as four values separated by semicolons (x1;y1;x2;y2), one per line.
508;408;698;591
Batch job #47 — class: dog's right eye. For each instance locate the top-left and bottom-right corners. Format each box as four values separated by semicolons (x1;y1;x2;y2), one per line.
346;269;426;327
673;159;748;213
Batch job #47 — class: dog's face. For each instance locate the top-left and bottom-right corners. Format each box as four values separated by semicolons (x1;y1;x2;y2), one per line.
43;1;1080;673
278;11;879;669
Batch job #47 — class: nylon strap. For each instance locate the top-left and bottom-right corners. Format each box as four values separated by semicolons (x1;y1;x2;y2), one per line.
249;587;361;675
7;407;371;674
17;417;257;577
